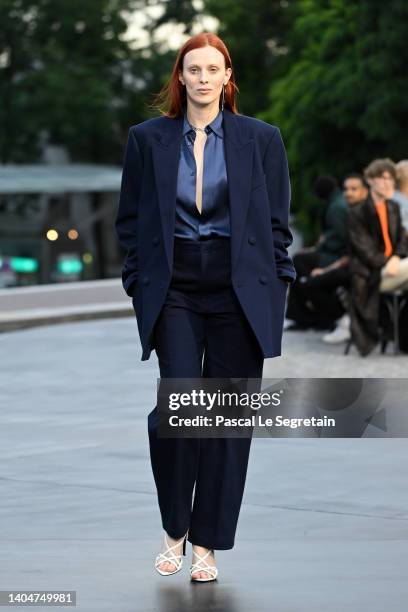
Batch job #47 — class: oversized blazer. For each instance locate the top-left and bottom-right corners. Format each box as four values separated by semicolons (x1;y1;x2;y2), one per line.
115;107;296;361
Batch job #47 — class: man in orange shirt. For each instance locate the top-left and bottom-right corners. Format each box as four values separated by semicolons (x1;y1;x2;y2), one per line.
348;159;408;355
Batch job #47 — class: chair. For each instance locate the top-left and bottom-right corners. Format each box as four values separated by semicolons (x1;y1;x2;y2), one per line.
344;288;408;356
379;288;408;355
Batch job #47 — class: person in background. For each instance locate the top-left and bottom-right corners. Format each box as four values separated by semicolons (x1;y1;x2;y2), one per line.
321;173;369;343
285;175;348;330
343;173;370;208
392;161;408;353
313;175;349;267
392;160;408;234
348;159;408;356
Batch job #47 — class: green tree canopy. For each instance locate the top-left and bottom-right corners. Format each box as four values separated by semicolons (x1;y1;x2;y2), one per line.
204;0;291;115
260;0;408;239
0;0;134;162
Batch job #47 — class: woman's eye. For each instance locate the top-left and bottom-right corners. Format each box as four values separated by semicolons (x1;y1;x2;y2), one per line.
189;67;218;73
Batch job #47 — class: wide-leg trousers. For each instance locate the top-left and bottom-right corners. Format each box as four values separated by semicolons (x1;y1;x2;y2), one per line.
148;237;264;550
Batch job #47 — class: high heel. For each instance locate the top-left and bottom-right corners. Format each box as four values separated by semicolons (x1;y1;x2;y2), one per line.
190;548;218;582
155;531;188;576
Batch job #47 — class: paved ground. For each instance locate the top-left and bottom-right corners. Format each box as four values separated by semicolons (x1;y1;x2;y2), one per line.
264;325;408;377
0;280;131;331
1;317;407;611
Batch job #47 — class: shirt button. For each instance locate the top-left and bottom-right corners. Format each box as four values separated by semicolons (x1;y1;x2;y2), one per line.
259;276;268;285
248;236;256;245
142;276;150;286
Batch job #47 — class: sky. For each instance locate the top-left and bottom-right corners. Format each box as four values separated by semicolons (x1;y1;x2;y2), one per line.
121;2;219;52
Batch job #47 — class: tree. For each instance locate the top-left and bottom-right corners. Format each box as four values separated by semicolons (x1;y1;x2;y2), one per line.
204;0;292;115
260;0;408;239
0;0;134;163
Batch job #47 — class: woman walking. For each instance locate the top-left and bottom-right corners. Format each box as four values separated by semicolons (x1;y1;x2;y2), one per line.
115;32;295;582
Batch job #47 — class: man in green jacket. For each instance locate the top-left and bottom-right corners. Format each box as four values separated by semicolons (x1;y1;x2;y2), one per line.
315;176;349;266
285;175;348;329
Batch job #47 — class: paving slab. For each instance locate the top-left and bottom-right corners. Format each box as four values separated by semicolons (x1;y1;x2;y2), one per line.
1;318;407;612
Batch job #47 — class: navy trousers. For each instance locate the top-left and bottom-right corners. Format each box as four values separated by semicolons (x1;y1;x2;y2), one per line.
148;237;264;550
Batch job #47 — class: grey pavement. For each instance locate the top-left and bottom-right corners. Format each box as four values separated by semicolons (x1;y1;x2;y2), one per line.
1;317;408;611
0;280;132;332
264;326;408;377
0;280;127;312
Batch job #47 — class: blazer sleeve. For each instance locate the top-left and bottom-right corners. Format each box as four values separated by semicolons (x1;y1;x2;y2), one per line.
318;195;348;255
115;127;143;297
263;128;296;284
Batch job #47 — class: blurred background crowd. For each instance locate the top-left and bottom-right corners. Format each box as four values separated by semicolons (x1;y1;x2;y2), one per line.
284;159;408;355
1;0;407;354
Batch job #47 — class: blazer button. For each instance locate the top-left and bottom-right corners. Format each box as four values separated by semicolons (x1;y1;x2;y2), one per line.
259;275;267;285
153;237;159;245
142;276;150;286
248;236;256;245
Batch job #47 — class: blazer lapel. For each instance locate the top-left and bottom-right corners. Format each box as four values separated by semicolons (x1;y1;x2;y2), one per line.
366;195;383;244
223;109;254;273
152;116;183;272
386;199;397;246
151;108;254;274
367;194;398;248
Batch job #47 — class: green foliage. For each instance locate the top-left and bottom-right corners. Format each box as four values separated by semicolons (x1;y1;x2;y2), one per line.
0;0;134;162
260;0;408;240
148;0;198;32
203;0;291;115
1;0;407;241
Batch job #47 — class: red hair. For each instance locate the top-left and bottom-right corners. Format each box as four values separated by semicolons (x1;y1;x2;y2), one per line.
148;32;239;118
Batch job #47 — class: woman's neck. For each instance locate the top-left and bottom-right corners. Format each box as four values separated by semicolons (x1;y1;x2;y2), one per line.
186;103;220;129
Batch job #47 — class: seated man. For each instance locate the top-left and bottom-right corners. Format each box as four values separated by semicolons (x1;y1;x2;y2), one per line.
286;176;347;329
321;173;369;343
348;158;408;356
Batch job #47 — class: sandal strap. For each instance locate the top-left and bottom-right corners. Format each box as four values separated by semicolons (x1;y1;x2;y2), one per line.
190;549;218;578
155;533;186;569
155;551;182;569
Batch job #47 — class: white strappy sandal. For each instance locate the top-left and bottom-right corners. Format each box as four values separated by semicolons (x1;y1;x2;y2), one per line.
155;532;188;576
190;548;218;582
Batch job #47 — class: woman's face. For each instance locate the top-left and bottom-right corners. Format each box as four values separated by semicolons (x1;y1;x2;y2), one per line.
178;46;232;110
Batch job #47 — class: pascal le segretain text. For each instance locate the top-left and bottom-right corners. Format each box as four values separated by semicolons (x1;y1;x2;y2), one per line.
168;415;335;429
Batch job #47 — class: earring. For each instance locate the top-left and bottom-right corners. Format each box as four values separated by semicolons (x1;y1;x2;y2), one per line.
221;84;225;111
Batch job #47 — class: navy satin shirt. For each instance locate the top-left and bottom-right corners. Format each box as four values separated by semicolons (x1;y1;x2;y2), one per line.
174;109;230;240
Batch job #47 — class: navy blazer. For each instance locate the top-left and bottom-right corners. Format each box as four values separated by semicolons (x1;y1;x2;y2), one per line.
115;108;296;361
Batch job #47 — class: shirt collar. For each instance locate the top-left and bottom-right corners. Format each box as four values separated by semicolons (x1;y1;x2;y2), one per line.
182;109;224;138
